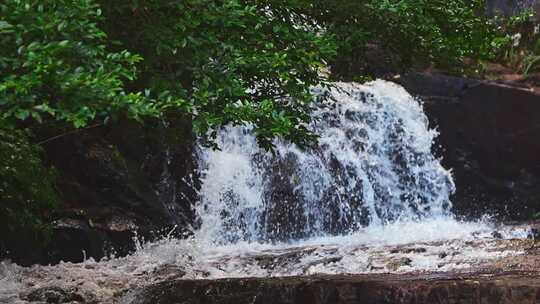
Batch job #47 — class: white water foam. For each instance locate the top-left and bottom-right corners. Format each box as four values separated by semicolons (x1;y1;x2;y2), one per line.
196;80;455;244
1;219;530;303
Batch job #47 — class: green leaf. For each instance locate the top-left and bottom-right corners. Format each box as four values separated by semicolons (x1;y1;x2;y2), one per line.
0;20;13;33
31;111;42;123
14;109;30;120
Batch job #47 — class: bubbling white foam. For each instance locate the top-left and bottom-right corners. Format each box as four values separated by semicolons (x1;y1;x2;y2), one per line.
196;80;455;245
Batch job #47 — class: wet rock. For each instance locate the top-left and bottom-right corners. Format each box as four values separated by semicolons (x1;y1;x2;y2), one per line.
303;256;343;273
25;286;96;304
101;215;138;232
529;229;539;240
130;273;540;304
491;231;503;239
390;247;427;254
261;153;308;242
438;252;448;259
528;222;540;240
45;218;104;264
253;249;314;270
151;265;186;280
386;257;412;271
4;117;198;265
254;255;281;270
398;72;540;221
369;265;385;271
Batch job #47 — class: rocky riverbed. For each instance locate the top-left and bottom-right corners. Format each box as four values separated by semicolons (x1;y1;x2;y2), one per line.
132;271;540;304
1;220;537;303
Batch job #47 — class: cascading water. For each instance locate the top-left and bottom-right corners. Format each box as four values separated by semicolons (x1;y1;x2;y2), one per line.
1;80;533;304
196;80;455;244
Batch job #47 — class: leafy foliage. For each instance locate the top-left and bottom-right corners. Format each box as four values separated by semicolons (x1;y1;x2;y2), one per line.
98;0;336;149
1;0;504;148
495;9;540;75
0;0;336;149
0;1;155;129
306;0;500;77
0;124;58;256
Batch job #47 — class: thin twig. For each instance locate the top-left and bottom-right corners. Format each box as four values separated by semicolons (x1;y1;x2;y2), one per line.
36;123;104;145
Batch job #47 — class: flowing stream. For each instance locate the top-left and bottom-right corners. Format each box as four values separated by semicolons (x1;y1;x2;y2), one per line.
0;80;533;303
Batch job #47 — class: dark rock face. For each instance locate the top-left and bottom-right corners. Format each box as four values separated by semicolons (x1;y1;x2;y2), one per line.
399;73;540;220
528;221;540;239
25;286;97;304
13;117;198;265
130;273;540;304
261;152;309;242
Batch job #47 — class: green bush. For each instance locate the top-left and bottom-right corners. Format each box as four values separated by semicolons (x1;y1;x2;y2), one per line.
490;9;540;75
0;123;58;257
96;0;337;149
0;0;154;129
1;0;336;150
1;1;500;149
306;0;500;77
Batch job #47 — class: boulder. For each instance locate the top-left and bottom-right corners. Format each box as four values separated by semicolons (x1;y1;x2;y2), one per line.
398;72;540;220
25;286;97;304
11;117;199;265
129;273;540;304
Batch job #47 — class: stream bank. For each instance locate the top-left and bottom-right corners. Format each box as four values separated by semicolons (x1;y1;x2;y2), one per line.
3;222;538;304
133;272;540;304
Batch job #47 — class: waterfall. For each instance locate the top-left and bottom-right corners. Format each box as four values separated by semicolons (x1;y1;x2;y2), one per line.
196;80;455;244
2;81;531;304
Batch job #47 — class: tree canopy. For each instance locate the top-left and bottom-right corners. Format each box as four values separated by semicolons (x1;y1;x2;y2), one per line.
0;0;502;149
310;0;500;77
